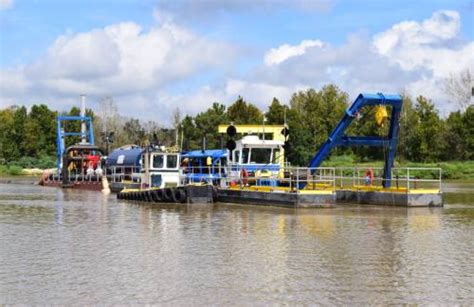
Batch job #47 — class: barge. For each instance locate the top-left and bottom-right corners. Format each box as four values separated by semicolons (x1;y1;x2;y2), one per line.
117;92;443;208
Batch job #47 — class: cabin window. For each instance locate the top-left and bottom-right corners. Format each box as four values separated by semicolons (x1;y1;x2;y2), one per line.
250;148;272;164
242;148;250;164
234;151;240;163
166;155;178;169
152;154;164;168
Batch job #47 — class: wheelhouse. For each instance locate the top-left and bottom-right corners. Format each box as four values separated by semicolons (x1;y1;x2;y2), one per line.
141;148;180;189
230;135;284;173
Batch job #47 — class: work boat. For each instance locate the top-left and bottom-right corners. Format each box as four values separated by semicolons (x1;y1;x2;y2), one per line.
229;135;285;186
39;95;107;191
140;145;181;189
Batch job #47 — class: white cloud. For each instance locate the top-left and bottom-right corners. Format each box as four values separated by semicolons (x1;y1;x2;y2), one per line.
264;40;324;66
0;20;239;121
250;10;473;115
0;0;13;10
1;9;473;125
372;10;469;73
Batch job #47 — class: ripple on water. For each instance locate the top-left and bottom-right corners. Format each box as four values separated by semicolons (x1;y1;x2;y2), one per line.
0;182;473;304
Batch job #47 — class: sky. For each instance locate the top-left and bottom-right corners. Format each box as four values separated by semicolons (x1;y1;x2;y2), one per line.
0;0;473;125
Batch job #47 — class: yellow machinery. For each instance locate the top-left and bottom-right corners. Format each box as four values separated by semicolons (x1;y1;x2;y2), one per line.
217;124;287;142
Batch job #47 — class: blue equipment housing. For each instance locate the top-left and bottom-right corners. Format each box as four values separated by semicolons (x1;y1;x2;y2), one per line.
181;149;227;184
56;115;95;173
105;147;143;168
307;93;403;188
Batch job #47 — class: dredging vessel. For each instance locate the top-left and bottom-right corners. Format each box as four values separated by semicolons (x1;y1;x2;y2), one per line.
118;92;443;207
39;95;107;191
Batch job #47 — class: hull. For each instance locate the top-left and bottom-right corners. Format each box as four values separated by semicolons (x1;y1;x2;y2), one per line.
40;180;103;191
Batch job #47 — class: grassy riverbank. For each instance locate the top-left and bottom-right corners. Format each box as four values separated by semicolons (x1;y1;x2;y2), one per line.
1;156;473;179
0;156;55;176
322;156;474;180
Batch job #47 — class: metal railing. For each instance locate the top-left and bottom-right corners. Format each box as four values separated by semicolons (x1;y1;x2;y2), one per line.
220;166;336;193
334;167;442;192
178;166;227;186
42;168;104;183
105;165;141;183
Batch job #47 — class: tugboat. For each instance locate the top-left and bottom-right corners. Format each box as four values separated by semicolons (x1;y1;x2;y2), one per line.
140;145;181;189
39;95;107;191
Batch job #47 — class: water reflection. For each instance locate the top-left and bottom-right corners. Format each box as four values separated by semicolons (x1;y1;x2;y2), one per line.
0;181;473;305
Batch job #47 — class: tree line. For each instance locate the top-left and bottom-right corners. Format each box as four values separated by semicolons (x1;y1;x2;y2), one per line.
0;84;473;168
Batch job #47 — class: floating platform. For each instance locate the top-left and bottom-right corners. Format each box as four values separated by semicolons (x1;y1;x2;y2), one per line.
117;185;442;208
336;187;443;207
217;187;335;208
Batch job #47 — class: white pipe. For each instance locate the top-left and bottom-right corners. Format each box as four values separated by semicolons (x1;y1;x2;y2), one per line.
80;94;86;144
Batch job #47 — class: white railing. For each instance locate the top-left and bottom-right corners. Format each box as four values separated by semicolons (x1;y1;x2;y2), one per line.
105;165;141;183
221;166;336;193
334;167;442;192
178;166;227;186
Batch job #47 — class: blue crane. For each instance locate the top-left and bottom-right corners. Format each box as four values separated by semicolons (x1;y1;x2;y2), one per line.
307;93;403;188
56;115;95;173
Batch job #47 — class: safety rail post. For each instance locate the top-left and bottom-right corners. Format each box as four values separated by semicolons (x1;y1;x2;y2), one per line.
352;167;355;187
296;168;300;194
331;168;335;191
407;168;410;191
356;167;359;187
439;168;442;192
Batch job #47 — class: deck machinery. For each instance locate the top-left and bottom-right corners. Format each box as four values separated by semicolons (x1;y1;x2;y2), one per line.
307;93;402;189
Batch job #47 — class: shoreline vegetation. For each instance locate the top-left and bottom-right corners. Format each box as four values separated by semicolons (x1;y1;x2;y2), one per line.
1;85;473;180
1;156;473;180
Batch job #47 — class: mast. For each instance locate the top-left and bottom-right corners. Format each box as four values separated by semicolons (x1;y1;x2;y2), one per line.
80;94;87;144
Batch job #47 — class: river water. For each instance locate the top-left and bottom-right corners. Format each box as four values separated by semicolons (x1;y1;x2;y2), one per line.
0;179;473;305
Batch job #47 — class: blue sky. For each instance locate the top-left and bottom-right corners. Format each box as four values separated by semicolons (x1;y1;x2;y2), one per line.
1;0;473;123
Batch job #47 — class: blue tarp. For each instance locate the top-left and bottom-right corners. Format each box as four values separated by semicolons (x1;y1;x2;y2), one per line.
181;149;227;159
105;147;142;167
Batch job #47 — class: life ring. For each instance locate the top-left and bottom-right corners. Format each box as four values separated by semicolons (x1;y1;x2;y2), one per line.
364;169;374;186
172;189;187;203
240;168;249;185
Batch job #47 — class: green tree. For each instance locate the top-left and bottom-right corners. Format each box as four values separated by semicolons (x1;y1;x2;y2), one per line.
22;104;57;157
123;118;144;145
194;102;228;149
397;95;420;163
265;97;288;125
227;96;263;124
0;108;19;161
408;96;445;162
286;85;348;165
462;105;474;159
181;115;199;150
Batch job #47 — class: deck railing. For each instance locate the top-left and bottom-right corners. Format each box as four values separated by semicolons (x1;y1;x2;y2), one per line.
221;166;336;193
178;166;227;186
105;166;141;183
334;167;442;192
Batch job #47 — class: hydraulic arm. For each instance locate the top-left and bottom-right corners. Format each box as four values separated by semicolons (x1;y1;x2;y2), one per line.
307;93;403;188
